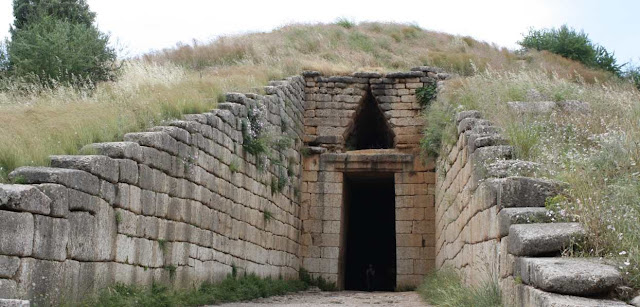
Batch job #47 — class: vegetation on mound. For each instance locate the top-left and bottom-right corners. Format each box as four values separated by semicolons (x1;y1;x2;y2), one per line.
75;274;309;307
423;68;640;287
0;21;620;182
418;269;502;307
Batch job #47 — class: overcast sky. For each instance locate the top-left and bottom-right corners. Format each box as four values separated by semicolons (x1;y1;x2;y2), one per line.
1;0;638;64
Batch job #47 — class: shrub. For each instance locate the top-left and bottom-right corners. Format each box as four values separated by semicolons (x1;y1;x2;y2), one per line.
6;15;118;87
416;81;437;107
12;0;96;31
6;0;118;87
335;17;355;29
519;25;622;75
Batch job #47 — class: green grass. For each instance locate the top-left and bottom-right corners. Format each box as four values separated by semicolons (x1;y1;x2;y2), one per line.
417;269;502;307
76;274;309;307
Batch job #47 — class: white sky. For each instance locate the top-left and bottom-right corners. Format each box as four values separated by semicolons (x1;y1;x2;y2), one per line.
1;0;638;64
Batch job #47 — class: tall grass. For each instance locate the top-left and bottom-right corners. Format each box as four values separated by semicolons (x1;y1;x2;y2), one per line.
418;269;502;307
1;22;614;181
428;69;640;287
0;61;221;181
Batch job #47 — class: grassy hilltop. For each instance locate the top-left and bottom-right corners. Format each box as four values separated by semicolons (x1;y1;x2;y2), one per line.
1;21;639;292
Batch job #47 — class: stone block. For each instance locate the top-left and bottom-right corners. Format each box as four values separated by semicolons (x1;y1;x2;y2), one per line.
508;223;585;256
124;131;179;156
141;190;156;216
32;215;69;261
82;142;143;161
68;200;115;261
50;155;119;183
515;257;622;296
498;207;550;237
0;184;50;215
117;159;139;184
0;256;19;279
35;184;68;218
497;177;564;209
9;167;100;196
15;258;66;306
0;211;33;256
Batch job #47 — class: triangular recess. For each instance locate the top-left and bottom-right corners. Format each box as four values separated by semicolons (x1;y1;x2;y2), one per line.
345;89;395;150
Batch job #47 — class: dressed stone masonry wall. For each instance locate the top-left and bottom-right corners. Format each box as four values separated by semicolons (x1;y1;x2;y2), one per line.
300;67;448;289
0;76;306;306
436;110;632;306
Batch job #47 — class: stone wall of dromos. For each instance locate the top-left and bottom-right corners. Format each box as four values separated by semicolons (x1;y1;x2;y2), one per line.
299;68;447;289
0;76;306;306
436;111;632;307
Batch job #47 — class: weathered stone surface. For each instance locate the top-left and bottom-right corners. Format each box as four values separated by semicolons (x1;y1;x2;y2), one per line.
81;142;143;162
519;284;631;307
485;160;541;178
631;296;640;307
35;184;68;218
124;132;179;156
50;155;119;183
468;134;508;153
508;223;585;256
0;184;50;215
9;167;100;196
457;118;491;134
0;211;33;256
352;72;382;78
557;100;591;114
68;199;115;261
385;71;425;78
455;110;482;124
515;257;622;295
0;256;20;279
497;177;564;209
32;215;69;261
498;207;550;236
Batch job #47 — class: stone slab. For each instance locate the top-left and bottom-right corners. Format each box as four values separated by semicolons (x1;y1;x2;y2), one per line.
0;184;50;215
508;223;585;256
515;257;622;295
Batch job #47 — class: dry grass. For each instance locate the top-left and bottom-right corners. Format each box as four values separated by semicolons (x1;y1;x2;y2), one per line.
430;69;640;287
0;21;619;182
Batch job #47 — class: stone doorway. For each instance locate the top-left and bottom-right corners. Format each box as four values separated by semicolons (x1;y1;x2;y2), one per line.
342;173;397;291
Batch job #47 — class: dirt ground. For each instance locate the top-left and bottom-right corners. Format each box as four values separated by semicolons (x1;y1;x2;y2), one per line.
213;288;429;307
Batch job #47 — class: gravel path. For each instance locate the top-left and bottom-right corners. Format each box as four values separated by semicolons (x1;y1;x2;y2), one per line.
212;288;429;307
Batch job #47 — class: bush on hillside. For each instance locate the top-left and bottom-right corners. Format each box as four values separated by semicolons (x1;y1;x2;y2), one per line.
6;15;118;87
5;0;117;87
519;25;623;75
625;64;640;91
12;0;96;31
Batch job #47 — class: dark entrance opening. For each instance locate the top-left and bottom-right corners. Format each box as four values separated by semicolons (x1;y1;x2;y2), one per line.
345;89;395;150
343;173;396;291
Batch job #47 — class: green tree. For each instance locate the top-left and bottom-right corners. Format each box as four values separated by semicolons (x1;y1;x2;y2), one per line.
11;0;95;32
519;25;623;76
6;0;117;86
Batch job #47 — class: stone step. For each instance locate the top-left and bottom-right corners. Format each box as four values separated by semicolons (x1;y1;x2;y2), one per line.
498;207;550;236
521;285;632;307
515;257;622;296
497;176;565;209
508;223;585;256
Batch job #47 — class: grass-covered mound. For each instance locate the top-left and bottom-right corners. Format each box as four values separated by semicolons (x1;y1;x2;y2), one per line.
0;21;614;181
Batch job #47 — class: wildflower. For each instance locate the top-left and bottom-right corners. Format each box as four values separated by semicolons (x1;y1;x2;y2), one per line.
619;251;627;255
